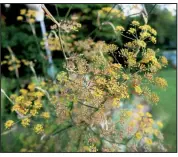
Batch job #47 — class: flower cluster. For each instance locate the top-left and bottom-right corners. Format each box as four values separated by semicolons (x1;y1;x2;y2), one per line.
4;83;51;134
1;55;30;71
50;20;82;33
17;9;37;24
99;7;125;19
4;120;14;129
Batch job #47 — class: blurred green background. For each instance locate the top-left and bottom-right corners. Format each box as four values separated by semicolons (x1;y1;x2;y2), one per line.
1;4;176;152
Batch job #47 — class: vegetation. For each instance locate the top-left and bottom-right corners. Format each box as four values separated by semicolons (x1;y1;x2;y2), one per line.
1;4;176;152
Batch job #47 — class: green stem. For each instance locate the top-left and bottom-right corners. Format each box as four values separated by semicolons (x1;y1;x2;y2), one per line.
1;88;14;104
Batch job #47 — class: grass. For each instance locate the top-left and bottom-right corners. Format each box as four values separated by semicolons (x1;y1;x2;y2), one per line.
151;68;176;152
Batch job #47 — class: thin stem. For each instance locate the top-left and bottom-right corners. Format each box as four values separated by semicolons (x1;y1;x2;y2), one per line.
35;86;50;100
55;5;60;21
87;4;117;38
29;62;39;82
121;33;135;40
58;28;68;60
51;123;73;136
6;46;21;87
1;88;14;104
79;101;98;110
65;5;73;20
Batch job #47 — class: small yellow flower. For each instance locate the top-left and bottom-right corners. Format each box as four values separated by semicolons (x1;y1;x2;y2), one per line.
21;118;30;127
24;101;32;107
134;86;142;95
126;111;132;117
131;20;140;26
30;109;38;116
20;9;26;15
150;93;159;104
155;77;168;88
135;132;142;140
35;91;44;98
140;122;146;128
129;121;136;127
150;28;157;36
122;73;129;80
128;28;136;34
15;96;24;103
112;98;120;107
11;104;21;112
145;138;152;145
5;120;14;129
116;26;125;32
20;89;28;95
154;129;159;136
157;121;163;128
17;16;23;21
28;83;35;91
92;87;103;98
149;118;154;124
146;112;152;118
27;10;36;17
34;100;43;109
40;81;46;86
8;66;14;71
137;104;144;110
34;124;44;134
150;36;156;44
138;111;144;117
28;18;35;24
144;127;153;134
160;56;168;66
95;77;107;85
41;112;50;119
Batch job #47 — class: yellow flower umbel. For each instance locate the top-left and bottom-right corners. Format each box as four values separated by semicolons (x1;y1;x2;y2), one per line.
30;109;38;116
131;20;140;26
21;118;30;127
134;86;142;95
34;124;44;134
28;83;35;91
157;121;163;128
150;36;156;44
135;132;142;140
20;9;26;15
146;112;152;118
8;66;14;71
41;112;50;119
155;77;168;88
137;104;144;111
160;56;168;66
20;89;28;95
17;16;23;21
116;26;125;32
34;100;43;109
27;18;35;24
35;91;44;98
112;98;120;107
128;28;136;34
145;138;152;145
5;120;14;129
150;93;159;104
